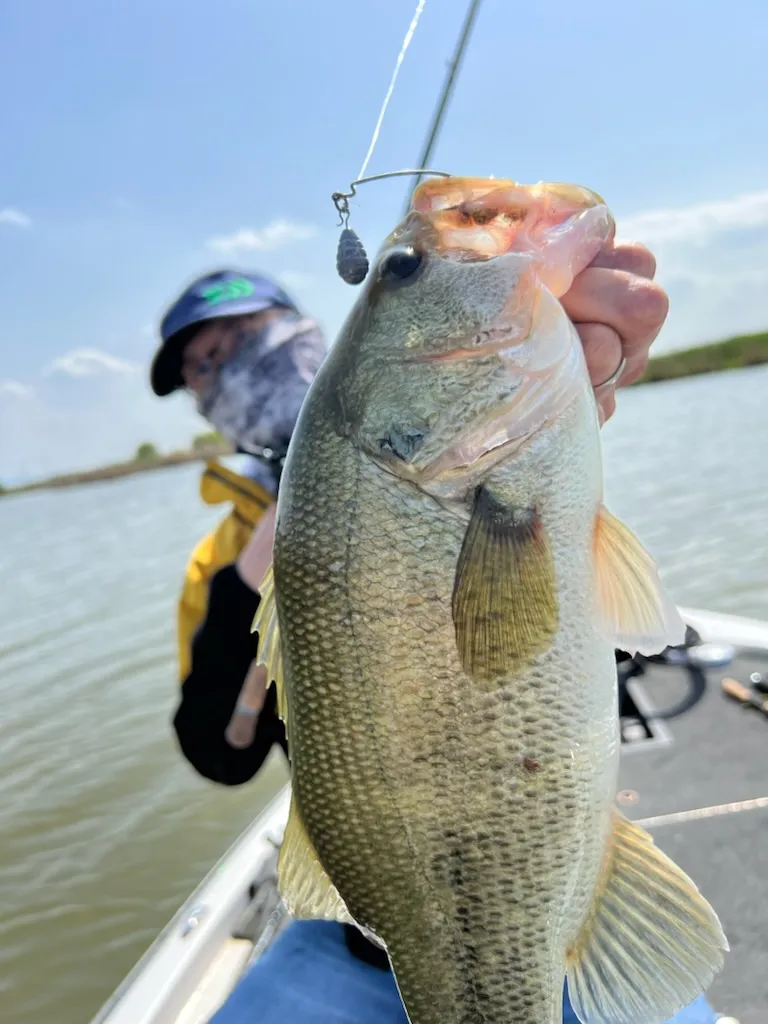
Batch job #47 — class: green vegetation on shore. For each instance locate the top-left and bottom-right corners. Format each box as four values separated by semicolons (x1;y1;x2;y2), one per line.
635;329;768;384
2;330;767;498
2;433;232;497
134;441;160;461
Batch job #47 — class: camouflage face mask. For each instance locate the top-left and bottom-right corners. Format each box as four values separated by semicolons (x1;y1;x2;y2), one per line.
197;313;326;461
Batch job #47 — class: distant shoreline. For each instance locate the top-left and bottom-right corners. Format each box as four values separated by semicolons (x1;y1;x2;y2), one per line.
1;445;232;498
2;329;766;498
633;329;768;385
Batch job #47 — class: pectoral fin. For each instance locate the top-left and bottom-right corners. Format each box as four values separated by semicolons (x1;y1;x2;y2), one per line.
251;563;287;726
277;796;356;925
593;505;686;656
566;809;728;1024
452;487;558;685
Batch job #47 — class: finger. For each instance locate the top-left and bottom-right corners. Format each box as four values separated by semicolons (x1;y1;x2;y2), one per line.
576;323;624;428
576;322;624;389
562;268;669;371
588;241;657;279
225;711;258;749
598;391;617;426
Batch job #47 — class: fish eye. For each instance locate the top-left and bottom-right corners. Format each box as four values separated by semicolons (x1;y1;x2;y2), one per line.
379;246;423;284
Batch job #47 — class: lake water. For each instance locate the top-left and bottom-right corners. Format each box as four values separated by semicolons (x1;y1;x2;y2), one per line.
1;365;767;1024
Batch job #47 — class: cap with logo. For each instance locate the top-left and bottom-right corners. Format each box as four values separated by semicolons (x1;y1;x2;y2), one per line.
150;269;299;397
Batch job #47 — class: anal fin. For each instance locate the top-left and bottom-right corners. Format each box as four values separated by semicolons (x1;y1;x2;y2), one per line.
277;795;356;925
452;487;558;686
566;809;728;1024
593;504;686;656
251;562;287;726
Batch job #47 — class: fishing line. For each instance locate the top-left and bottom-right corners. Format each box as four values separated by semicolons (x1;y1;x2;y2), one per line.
333;0;454;286
356;0;427;182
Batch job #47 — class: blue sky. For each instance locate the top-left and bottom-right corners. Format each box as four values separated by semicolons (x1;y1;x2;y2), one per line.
1;0;767;481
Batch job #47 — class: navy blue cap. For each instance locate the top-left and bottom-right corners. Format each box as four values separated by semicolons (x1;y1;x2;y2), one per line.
150;269;299;396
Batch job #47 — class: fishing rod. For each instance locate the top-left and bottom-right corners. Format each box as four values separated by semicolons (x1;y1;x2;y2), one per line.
403;0;484;214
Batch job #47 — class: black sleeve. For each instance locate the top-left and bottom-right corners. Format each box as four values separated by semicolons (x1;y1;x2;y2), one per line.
172;564;288;786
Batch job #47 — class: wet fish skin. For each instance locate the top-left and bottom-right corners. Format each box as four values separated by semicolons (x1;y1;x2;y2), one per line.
254;177;728;1024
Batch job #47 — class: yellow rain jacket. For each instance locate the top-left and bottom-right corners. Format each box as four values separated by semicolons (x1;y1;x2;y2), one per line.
177;459;275;682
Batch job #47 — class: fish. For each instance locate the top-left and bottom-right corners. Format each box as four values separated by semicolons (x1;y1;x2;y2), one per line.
252;175;728;1024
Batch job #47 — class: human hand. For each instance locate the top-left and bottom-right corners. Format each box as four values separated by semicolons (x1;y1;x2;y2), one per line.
236;503;277;593
225;661;268;749
561;242;669;424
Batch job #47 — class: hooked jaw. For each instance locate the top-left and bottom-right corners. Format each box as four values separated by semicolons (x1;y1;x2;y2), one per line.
406;176;615;297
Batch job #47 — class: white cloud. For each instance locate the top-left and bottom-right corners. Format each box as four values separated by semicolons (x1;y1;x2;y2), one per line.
614;188;768;352
208;218;316;255
0;207;31;229
0;379;35;399
43;348;140;378
0;367;205;484
617;190;768;247
278;270;315;291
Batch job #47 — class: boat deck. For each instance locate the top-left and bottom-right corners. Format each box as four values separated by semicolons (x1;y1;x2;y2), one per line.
619;648;768;1024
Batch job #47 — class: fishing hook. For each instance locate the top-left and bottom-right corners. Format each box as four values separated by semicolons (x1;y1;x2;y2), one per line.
332;168;451;225
332;169;452;285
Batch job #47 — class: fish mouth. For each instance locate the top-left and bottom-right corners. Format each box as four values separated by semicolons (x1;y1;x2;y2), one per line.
392;176;614;297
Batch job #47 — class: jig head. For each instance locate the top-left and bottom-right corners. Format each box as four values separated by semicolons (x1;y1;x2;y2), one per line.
332;169;451;286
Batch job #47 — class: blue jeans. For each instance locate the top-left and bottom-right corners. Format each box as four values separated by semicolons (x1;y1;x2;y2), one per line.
210;920;718;1024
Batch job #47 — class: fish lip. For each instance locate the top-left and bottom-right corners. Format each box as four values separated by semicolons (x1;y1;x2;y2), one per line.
407;179;607;263
396;188;613;303
405;325;523;365
403;257;536;365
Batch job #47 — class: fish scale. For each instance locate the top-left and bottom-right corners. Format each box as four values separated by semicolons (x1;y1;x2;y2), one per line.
274;385;616;1023
253;176;727;1024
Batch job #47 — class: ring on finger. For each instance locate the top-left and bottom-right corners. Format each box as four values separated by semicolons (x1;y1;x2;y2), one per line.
593;354;627;393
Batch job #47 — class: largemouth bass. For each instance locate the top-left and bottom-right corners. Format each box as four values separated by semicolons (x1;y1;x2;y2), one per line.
253;176;727;1024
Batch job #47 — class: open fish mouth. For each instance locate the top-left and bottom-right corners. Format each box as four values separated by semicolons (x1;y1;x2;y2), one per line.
409;177;608;262
383;176;614;301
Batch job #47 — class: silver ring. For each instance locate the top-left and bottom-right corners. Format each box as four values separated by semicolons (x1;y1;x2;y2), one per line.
593;354;627;393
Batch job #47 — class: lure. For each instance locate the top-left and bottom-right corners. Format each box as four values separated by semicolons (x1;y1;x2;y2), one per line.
336;228;369;286
332;169;451;286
